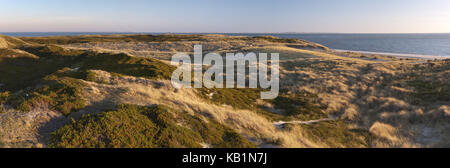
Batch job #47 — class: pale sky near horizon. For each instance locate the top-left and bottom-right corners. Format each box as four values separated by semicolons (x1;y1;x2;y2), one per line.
0;0;449;33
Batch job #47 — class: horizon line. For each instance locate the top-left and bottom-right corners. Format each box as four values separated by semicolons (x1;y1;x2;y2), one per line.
1;31;450;34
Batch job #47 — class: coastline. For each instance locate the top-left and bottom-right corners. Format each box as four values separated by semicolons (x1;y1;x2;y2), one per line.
333;49;450;60
3;32;450;60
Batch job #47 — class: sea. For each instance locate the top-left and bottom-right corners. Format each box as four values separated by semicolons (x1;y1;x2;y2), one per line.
2;32;450;58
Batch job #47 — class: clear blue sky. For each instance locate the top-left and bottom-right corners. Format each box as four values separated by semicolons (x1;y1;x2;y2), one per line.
1;0;449;33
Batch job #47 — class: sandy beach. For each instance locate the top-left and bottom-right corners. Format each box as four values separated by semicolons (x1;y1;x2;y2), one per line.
334;49;450;60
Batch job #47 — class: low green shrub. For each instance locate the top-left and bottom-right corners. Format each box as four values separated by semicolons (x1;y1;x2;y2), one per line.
271;91;327;120
182;114;255;148
81;52;175;80
197;88;261;110
84;71;97;82
10;73;86;115
0;92;9;104
297;120;378;148
0;47;82;92
409;80;450;103
0;105;6;114
50;104;255;148
19;45;84;58
197;88;326;121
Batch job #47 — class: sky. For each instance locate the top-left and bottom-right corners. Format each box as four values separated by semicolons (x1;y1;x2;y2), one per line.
0;0;449;33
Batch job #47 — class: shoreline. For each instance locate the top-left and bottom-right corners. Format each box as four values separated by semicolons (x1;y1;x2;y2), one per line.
3;32;450;60
333;49;450;60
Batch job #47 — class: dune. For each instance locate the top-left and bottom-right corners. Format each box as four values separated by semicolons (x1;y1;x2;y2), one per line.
0;34;448;148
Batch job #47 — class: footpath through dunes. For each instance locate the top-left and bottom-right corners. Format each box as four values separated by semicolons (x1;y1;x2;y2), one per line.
0;34;449;148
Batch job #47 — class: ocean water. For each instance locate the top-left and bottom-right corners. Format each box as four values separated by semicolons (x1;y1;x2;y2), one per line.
228;33;450;57
2;32;450;57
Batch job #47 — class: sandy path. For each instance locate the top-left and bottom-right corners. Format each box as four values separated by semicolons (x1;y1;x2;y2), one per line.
274;118;334;128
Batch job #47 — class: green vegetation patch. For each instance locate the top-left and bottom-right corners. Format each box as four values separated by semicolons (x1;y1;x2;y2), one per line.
281;59;341;71
9;70;86;115
81;52;175;80
293;120;378;148
197;88;327;121
1;43;175;115
0;44;174;91
180;113;255;148
0;92;8;113
50;104;254;148
0;46;82;92
270;91;327;121
409;80;450;103
197;88;261;110
402;62;450;104
50;104;166;148
19;45;84;58
0;92;9;104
